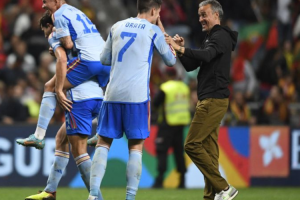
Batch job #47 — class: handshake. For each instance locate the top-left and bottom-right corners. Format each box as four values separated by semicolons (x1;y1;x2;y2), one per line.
156;17;185;54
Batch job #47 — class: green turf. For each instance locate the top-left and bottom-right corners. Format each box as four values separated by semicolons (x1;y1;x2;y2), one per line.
1;187;300;200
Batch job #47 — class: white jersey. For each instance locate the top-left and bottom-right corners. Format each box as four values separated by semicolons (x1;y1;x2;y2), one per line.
67;78;103;102
49;33;103;102
101;17;176;103
54;4;105;61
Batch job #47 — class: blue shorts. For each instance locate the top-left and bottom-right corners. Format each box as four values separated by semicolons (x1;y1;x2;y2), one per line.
65;99;102;135
97;101;151;139
66;57;110;87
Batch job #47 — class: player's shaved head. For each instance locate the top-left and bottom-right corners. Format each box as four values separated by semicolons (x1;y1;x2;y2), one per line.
137;0;162;14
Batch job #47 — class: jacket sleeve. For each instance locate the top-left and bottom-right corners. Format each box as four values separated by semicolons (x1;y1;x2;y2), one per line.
178;54;200;72
183;31;225;63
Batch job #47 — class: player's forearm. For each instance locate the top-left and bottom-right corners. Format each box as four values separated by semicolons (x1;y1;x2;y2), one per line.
55;60;67;93
59;36;74;49
155;36;176;66
161;51;176;66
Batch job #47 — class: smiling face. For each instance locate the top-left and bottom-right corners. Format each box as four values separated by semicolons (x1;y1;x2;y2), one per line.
198;4;220;32
42;0;57;13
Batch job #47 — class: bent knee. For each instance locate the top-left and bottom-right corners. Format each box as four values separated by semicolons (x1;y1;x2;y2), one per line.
44;81;55;92
184;143;192;154
184;142;203;154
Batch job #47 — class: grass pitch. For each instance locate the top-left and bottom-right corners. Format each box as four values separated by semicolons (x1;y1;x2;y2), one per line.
0;187;299;200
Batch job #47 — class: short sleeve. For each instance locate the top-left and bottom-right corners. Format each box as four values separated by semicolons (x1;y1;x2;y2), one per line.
48;33;61;52
54;15;70;39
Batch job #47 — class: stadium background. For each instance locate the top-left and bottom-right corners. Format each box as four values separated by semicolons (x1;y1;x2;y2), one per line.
1;0;300;191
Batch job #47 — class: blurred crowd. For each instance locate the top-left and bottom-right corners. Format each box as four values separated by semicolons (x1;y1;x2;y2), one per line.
0;0;300;127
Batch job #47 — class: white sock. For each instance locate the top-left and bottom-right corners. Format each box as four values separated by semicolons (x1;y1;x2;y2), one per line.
34;126;46;140
34;92;56;140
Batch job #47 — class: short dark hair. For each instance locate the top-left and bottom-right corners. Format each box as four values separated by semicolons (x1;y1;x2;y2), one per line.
39;11;53;28
199;0;223;21
137;0;162;14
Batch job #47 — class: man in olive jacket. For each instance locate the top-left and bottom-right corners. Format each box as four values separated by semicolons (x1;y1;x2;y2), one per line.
165;0;238;200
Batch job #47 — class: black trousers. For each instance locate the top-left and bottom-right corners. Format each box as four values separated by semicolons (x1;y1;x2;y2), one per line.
155;124;187;177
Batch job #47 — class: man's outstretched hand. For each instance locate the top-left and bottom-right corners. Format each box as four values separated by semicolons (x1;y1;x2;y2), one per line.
173;34;185;46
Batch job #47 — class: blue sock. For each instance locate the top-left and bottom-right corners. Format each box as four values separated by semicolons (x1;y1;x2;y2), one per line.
90;147;108;198
44;150;69;192
35;92;56;139
76;153;103;200
126;150;142;200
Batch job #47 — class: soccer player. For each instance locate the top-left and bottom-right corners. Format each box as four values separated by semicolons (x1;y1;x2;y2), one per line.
88;0;176;200
24;12;104;200
16;0;109;149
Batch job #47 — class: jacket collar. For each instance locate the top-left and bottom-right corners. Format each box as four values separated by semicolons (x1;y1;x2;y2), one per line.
207;24;222;36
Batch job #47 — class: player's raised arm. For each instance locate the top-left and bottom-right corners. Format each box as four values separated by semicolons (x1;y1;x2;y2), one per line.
53;46;73;111
152;25;176;67
46;31;72;111
100;31;113;66
53;14;74;49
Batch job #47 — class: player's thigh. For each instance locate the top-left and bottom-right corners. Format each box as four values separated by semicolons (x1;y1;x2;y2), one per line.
66;58;102;87
44;75;56;92
97;102;123;139
122;101;150;140
65;100;95;136
66;58;89;87
92;99;103;120
63;78;74;90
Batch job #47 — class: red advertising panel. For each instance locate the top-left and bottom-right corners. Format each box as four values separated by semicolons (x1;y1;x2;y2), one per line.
250;126;289;177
